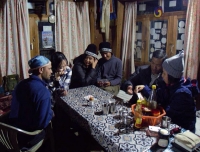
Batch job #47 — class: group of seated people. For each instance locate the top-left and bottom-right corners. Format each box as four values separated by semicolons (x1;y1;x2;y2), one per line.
48;41;122;97
122;50;199;132
8;41;199;150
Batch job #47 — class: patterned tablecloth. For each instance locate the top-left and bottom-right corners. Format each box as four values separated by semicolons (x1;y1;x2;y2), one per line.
58;85;177;152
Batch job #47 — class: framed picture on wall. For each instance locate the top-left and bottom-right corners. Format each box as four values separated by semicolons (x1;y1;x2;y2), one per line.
164;0;188;12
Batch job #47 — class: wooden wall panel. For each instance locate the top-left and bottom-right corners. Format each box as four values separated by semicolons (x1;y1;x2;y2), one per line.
113;1;124;58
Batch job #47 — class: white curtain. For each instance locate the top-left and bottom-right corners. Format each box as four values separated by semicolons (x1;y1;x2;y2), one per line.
55;0;91;63
121;2;137;79
0;0;30;79
183;0;200;79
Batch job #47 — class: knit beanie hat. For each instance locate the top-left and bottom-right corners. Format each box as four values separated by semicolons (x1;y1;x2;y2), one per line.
84;44;98;59
28;55;50;73
162;51;184;78
99;42;112;53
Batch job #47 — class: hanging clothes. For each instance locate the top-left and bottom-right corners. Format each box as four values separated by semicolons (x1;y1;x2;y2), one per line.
99;0;117;41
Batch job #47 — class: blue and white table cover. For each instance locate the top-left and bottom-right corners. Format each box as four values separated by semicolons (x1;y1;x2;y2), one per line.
59;85;175;152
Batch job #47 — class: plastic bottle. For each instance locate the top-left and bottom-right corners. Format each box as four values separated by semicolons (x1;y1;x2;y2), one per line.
148;85;157;109
134;100;143;128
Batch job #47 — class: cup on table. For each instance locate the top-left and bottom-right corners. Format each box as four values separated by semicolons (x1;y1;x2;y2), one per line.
158;128;170;148
161;116;171;130
109;98;116;114
102;102;109;115
88;100;95;107
102;96;110;102
122;111;129;125
119;107;127;123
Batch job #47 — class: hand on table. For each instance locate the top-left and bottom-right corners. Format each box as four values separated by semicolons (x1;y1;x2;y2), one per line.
97;81;104;87
57;88;67;96
103;81;110;87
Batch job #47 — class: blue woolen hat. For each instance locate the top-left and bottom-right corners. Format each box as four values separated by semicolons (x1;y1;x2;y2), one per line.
28;55;50;73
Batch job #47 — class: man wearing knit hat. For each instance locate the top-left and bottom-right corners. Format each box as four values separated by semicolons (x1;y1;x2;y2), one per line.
97;42;122;95
9;55;53;150
70;44;99;88
135;51;199;131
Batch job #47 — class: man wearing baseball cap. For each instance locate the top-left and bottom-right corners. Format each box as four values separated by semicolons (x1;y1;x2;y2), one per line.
97;42;122;95
9;55;53;150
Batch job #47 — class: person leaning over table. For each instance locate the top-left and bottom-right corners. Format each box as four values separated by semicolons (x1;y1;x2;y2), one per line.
97;42;122;96
134;51;200;131
69;44;98;89
9;55;54;150
50;52;72;97
122;50;167;104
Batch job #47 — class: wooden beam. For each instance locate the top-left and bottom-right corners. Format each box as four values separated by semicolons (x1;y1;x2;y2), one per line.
118;0;153;2
113;1;124;59
89;0;95;43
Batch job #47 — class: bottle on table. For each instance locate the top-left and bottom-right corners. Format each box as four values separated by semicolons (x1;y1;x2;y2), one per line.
134;100;143;129
148;85;157;110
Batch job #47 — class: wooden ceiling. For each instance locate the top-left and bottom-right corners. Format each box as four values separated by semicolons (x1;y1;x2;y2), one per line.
118;0;154;2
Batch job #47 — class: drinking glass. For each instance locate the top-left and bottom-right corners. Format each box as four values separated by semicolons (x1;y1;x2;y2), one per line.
101;102;109;115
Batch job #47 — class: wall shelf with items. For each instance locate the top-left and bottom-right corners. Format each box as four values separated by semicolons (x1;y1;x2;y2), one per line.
27;0;48;15
38;21;55;59
28;0;55;58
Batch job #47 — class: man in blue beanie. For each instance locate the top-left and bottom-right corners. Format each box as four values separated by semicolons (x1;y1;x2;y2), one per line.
9;55;53;150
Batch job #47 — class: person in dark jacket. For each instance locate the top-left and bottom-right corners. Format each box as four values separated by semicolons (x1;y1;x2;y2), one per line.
135;52;199;131
124;50;167;105
9;55;53;150
70;44;98;89
97;42;122;95
122;50;167;94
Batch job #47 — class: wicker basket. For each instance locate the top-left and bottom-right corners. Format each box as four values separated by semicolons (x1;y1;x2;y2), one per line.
131;104;166;126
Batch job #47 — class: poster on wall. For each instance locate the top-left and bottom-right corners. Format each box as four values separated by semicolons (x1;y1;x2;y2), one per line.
135;21;143;61
149;20;168;61
176;19;186;54
164;0;188;12
42;31;53;48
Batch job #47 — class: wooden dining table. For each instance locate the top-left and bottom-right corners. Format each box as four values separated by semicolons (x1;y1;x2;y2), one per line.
57;85;179;152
